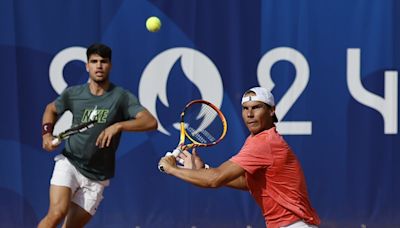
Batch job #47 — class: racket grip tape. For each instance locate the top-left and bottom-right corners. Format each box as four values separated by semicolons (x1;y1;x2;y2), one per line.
51;137;61;146
171;149;182;157
170;149;184;164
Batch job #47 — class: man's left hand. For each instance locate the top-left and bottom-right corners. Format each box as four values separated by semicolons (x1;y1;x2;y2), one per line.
96;123;121;148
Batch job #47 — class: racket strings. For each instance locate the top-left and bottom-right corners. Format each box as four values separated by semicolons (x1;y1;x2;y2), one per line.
184;104;224;144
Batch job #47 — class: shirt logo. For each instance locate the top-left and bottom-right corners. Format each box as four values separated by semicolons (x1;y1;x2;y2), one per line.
81;108;108;123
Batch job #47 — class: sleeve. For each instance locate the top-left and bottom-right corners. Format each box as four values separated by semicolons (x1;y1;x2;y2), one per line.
230;134;273;174
122;90;145;119
54;87;71;115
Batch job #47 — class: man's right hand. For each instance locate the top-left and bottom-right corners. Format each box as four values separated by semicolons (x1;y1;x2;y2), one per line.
42;133;58;152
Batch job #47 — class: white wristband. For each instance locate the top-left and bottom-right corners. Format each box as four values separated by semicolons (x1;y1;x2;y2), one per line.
204;164;210;169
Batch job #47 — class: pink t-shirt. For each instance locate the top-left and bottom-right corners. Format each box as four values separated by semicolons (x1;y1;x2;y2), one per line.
230;127;320;228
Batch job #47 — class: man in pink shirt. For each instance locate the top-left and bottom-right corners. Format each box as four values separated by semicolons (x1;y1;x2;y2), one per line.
159;87;320;228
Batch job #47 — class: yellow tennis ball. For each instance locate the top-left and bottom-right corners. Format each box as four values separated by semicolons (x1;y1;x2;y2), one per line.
146;16;161;32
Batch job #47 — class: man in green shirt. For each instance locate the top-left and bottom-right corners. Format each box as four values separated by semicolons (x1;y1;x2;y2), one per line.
39;43;158;228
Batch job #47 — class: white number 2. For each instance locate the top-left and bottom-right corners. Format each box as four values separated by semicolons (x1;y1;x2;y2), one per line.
257;47;312;135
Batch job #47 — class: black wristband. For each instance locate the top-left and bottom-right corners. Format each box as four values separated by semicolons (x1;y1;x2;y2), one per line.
42;123;54;136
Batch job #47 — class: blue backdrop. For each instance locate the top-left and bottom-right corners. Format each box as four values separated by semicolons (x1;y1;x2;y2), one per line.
0;0;399;227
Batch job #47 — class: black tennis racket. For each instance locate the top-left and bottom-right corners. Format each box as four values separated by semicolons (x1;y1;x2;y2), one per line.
52;106;98;145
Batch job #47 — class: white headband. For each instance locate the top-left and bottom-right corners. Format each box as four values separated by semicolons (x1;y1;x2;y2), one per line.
241;95;269;104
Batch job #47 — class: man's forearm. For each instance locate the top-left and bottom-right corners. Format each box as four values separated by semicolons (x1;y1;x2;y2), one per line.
168;161;247;189
116;110;157;132
225;174;249;191
42;102;58;123
169;167;225;188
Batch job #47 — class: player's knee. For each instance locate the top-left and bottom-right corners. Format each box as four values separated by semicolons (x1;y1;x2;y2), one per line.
47;207;68;222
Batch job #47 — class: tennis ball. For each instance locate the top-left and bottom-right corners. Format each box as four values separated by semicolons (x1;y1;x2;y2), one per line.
146;16;161;32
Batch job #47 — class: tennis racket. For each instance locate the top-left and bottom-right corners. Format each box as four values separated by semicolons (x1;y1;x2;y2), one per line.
52;106;98;145
158;100;227;172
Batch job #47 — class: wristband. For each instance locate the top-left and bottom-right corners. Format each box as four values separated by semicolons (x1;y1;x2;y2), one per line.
42;123;54;136
204;164;210;169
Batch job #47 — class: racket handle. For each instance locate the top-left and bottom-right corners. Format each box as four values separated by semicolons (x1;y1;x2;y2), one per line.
165;152;172;156
173;149;185;165
171;149;182;157
51;137;61;146
169;149;184;164
158;149;184;172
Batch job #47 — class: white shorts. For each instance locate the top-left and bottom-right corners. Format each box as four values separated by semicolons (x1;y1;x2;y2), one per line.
50;154;110;215
282;220;318;228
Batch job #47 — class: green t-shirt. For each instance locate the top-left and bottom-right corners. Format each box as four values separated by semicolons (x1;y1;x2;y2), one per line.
55;83;144;181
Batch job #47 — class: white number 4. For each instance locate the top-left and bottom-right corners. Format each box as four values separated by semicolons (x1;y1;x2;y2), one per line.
257;47;398;135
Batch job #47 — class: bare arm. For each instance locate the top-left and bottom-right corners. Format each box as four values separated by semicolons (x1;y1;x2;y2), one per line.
225;174;248;190
42;102;58;151
42;101;58;124
159;157;248;190
96;109;158;148
115;109;158;132
176;150;249;190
